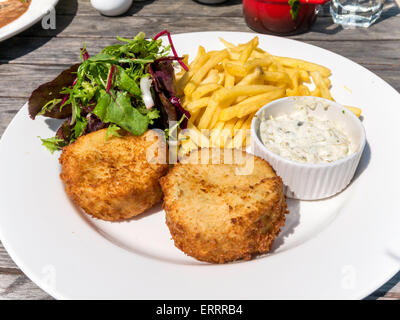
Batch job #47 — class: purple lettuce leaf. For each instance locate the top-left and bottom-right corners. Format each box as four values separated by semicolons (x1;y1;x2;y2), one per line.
149;59;190;129
28;64;80;120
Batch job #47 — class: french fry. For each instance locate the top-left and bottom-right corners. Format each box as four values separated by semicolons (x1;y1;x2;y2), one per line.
225;61;247;77
323;77;331;88
197;90;224;129
201;69;220;84
299;69;310;83
311;87;321;97
218;118;237;148
179;138;198;157
250;49;270;59
190;46;206;68
209;106;223;129
176;47;209;94
219;89;285;121
310;71;333;100
270;60;286;73
192;83;221;100
221;38;253;52
210;121;225;147
224;67;235;88
226;117;246;148
186;97;210;112
184;50;229;97
177;38;360;151
193;107;206;127
228;51;241;61
219;37;236;49
298;85;311;96
286;88;298;96
218;71;225;85
345;106;362;117
286;68;299;90
263;71;291;86
215;85;279;104
244;57;273;71
232;113;254;149
214;63;225;73
274;56;331;77
187;121;210;147
237;66;264;87
189;109;201;124
255;47;269;55
239;37;259;64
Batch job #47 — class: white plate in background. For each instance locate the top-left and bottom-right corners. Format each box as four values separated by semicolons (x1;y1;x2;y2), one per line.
0;0;59;42
0;32;399;299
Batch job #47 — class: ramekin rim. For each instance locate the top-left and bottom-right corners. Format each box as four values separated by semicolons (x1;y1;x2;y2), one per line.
250;96;367;168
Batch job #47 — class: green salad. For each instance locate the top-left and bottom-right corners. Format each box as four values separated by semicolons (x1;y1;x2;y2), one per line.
29;30;189;153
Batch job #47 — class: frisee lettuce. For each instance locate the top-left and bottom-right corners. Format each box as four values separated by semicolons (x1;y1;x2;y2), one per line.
105;124;122;140
37;98;63;116
40;137;68;154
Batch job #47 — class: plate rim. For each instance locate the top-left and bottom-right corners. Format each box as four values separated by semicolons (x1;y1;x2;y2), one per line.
0;0;60;42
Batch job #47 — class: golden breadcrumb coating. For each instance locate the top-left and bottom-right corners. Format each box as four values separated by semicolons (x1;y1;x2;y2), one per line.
160;148;288;264
60;129;169;221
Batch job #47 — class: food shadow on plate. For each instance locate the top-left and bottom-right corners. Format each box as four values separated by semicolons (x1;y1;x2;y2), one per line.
301;139;371;201
68;198;197;265
269;198;301;253
386;250;400;263
129;203;163;221
44;118;63;132
348;140;371;186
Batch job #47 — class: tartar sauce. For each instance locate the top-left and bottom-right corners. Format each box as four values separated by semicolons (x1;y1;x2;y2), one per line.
259;106;353;164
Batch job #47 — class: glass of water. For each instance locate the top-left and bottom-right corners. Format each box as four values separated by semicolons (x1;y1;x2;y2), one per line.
330;0;385;28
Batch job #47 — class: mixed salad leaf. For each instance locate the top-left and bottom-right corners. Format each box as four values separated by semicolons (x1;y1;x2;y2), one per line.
29;31;189;153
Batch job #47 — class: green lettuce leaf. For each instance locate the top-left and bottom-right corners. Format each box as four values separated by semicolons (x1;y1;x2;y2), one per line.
93;91;149;136
40;137;67;154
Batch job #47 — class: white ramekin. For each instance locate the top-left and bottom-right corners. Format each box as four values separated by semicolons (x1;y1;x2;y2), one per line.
251;96;366;200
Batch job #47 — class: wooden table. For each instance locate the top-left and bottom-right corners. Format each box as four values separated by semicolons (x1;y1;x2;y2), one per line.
0;0;399;300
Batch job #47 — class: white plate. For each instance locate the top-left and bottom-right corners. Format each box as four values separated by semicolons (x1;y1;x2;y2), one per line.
0;32;399;299
0;0;59;42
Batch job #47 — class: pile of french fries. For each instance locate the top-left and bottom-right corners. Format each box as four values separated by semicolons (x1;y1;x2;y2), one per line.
175;37;361;155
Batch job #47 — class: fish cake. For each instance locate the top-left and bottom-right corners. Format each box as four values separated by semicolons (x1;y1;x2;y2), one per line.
160;148;288;264
60;129;168;221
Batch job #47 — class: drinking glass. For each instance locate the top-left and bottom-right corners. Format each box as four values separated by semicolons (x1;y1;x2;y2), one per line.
330;0;385;28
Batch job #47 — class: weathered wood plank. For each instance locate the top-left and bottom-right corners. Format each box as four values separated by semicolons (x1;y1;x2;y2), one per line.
0;64;69;98
0;273;52;300
55;0;396;22
16;13;400;42
56;0;245;17
0;98;26;138
0;243;19;270
2;36;400;68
